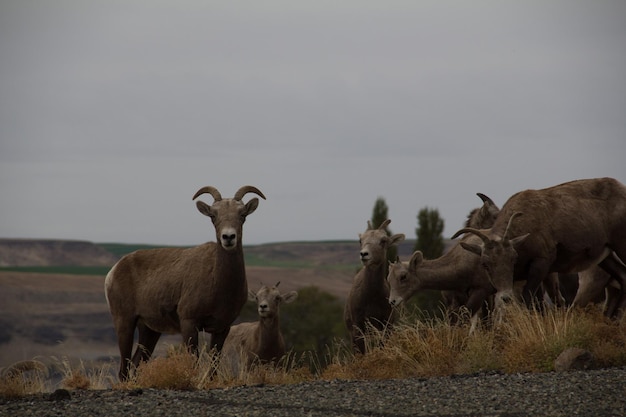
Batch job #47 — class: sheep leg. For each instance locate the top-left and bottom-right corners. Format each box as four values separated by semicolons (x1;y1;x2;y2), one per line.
131;323;161;369
114;319;137;381
180;320;200;354
210;327;231;353
465;288;490;332
599;253;626;318
522;260;550;309
351;327;366;355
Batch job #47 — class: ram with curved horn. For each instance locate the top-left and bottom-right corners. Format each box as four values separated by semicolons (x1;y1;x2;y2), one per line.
461;178;626;310
105;185;265;380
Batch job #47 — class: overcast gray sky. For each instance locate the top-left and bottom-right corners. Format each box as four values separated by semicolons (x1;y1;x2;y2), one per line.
1;1;624;246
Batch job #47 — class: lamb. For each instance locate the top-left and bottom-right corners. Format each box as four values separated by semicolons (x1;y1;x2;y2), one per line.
104;185;265;380
387;213;526;332
344;219;405;354
221;283;298;372
454;178;626;310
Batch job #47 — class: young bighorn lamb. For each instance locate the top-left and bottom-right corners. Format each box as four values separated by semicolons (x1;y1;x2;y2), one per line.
221;283;298;372
105;185;265;380
388;214;525;332
344;219;405;354
459;178;626;310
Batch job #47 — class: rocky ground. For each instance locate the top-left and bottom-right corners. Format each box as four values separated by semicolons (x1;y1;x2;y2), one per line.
3;367;626;416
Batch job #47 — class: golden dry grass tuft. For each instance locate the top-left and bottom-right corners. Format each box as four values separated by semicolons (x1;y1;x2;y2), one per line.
111;345;316;391
0;360;48;398
323;304;626;381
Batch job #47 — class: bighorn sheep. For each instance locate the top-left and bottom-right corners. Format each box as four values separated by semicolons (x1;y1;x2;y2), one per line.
221;283;298;372
454;178;626;310
344;219;405;354
465;193;500;229
442;193;501;314
387;214;525;332
105;185;265;380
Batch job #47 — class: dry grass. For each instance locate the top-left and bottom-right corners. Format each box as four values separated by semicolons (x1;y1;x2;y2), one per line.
2;304;625;398
320;303;626;381
111;344;316;391
0;360;48;399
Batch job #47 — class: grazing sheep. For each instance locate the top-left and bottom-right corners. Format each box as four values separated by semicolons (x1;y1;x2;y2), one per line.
443;193;501;316
452;212;529;309
105;185;265;380
458;178;626;310
388;214;525;333
344;219;405;354
221;283;298;372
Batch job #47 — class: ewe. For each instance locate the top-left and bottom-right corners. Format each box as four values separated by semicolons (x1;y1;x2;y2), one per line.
221;283;298;372
344;219;405;354
105;185;265;380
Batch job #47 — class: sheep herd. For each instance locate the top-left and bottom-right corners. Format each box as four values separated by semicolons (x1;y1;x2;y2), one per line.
105;177;626;380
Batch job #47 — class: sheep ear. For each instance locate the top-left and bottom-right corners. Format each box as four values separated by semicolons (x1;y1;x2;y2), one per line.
282;291;298;304
196;201;215;218
460;242;483;256
248;290;257;301
510;233;530;248
243;198;260;216
409;251;423;269
390;234;405;245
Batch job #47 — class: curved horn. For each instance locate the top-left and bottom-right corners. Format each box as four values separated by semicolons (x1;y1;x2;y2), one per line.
193;186;222;202
476;192;495;206
275;281;281;287
503;212;523;241
234;185;266;201
378;219;391;230
451;227;491;245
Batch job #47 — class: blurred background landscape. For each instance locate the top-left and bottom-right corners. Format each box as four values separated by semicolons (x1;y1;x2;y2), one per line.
0;237;424;371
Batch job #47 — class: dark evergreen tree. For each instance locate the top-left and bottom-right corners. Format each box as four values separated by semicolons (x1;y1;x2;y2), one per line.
406;207;446;317
414;207;445;259
371;197;398;263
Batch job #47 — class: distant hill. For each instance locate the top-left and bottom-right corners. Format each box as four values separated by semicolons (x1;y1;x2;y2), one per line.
0;239;119;267
0;238;447;268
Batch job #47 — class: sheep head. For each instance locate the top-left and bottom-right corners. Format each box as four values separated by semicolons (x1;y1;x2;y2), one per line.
387;253;422;307
193;185;266;251
248;283;298;319
465;193;500;229
358;219;405;266
452;212;529;308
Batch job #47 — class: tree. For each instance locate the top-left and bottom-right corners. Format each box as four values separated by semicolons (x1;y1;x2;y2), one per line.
414;207;445;259
370;197;398;263
406;207;446;318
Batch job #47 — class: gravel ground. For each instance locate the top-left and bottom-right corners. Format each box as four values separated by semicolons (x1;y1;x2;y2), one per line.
2;367;626;417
